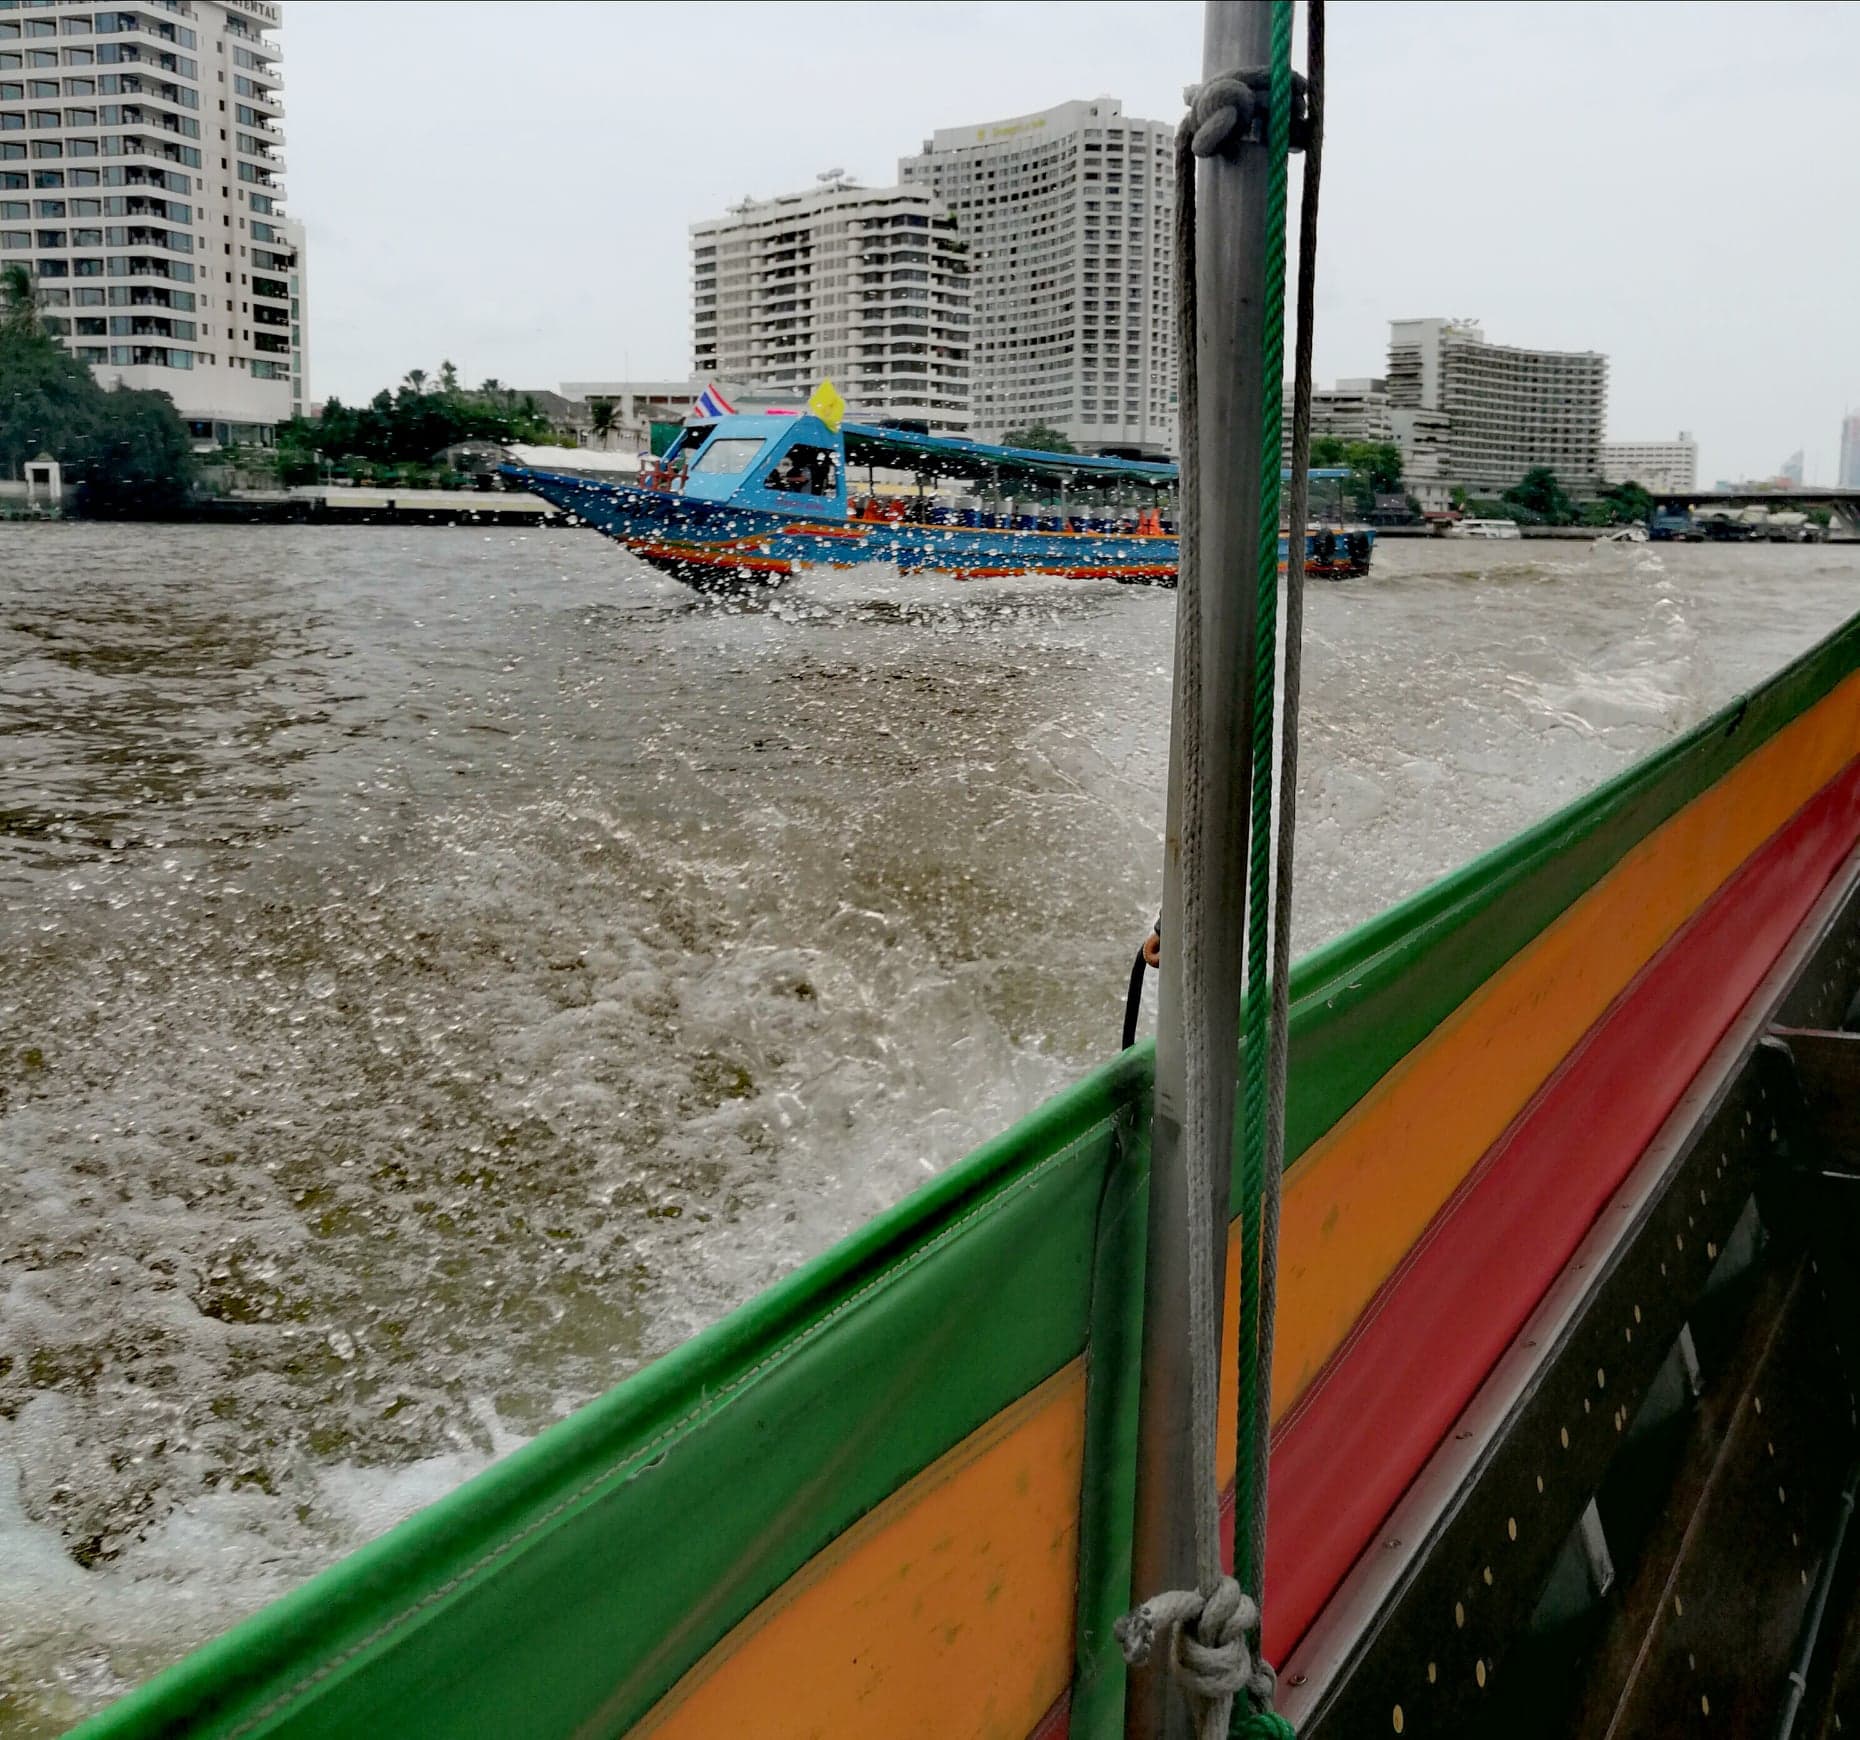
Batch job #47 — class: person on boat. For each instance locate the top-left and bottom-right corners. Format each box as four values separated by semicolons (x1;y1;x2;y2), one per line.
768;456;812;495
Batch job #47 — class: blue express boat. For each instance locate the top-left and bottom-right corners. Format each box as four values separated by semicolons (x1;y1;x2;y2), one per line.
504;414;1374;589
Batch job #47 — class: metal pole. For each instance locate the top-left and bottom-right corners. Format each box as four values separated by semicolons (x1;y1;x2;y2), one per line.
1128;4;1278;1738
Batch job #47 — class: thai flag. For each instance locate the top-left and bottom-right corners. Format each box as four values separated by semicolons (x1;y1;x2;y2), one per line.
692;383;735;419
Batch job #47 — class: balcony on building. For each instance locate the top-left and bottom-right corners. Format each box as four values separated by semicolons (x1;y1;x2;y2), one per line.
109;79;191;113
232;78;283;118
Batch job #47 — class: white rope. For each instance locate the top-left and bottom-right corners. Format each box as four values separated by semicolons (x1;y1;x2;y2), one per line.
1115;1584;1272;1721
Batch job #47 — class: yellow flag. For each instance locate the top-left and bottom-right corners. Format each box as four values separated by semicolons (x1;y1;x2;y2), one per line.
807;378;847;433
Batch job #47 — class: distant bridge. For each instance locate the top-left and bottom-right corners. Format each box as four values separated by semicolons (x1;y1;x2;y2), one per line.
1650;486;1860;534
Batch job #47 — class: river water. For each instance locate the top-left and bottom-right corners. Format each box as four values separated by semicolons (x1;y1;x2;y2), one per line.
1;526;1855;1733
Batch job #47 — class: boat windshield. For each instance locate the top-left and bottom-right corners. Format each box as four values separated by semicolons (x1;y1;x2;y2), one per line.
688;437;766;478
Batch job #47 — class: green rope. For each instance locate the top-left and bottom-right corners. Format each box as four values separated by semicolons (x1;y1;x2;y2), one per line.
1235;1714;1298;1740
1233;0;1295;1608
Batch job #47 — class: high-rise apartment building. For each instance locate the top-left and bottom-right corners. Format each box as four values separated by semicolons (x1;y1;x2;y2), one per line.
278;206;301;418
1279;376;1394;464
1600;432;1698;493
690;180;970;437
900;98;1176;458
1387;318;1607;498
1840;413;1860;489
1269;375;1453;511
0;0;303;444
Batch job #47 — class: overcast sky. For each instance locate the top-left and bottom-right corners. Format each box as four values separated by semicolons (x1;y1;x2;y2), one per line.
288;1;1859;484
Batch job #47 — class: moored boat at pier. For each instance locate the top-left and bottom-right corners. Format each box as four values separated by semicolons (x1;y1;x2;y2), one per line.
1449;516;1523;540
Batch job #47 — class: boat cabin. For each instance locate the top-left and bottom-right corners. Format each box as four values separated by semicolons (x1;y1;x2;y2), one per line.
663;414;847;522
656;413;1190;529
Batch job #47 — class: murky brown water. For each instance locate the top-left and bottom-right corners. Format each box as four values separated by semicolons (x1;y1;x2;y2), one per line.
2;524;1855;1733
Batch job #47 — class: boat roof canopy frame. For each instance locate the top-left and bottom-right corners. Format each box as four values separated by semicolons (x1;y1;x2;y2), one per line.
839;422;1180;493
673;412;1351;497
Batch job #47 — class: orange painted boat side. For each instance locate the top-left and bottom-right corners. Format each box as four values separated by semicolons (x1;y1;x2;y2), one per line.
633;1362;1087;1740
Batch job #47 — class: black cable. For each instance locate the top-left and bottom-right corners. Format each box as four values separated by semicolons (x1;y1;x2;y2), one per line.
1123;944;1151;1050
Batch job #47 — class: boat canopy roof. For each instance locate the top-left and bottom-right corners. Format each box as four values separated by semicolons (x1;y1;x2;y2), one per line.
674;411;1351;495
840;422;1179;491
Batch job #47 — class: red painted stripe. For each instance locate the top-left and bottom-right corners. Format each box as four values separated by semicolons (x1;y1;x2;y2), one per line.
947;564;1178;582
1258;755;1860;1660
1030;1690;1072;1740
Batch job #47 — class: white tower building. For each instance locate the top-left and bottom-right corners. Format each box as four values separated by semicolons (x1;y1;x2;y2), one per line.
690;178;970;437
0;0;305;444
1387;317;1608;499
901;97;1177;458
1600;433;1699;493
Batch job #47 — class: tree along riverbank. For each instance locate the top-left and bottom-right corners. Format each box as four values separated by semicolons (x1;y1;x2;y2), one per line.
0;263;196;516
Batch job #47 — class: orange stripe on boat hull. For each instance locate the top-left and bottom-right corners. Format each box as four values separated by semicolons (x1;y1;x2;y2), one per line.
1265;751;1860;1650
948;564;1178;582
632;540;796;577
1275;665;1860;1416
631;1361;1086;1740
1209;665;1860;1488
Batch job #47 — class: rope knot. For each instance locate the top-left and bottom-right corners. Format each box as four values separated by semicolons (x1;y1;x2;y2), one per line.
1183;73;1260;159
1182;69;1312;159
1115;1580;1278;1734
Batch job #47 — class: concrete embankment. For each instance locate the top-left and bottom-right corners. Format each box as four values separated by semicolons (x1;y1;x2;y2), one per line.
193;487;563;527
